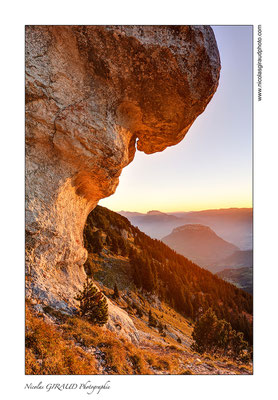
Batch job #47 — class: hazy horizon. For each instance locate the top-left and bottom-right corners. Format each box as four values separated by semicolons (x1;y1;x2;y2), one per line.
116;206;253;214
100;26;252;213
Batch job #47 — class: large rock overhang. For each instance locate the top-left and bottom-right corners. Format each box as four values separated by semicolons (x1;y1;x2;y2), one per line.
25;25;220;317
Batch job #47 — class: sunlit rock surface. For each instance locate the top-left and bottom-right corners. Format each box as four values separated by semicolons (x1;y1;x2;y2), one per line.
25;25;220;341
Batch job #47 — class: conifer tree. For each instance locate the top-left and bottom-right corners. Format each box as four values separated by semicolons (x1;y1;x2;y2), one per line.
113;282;120;299
136;306;143;318
132;264;142;288
117;236;128;256
93;232;103;254
121;241;128;257
186;294;194;319
158;321;164;334
191;308;219;354
148;309;157;328
230;331;248;359
130;252;143;288
191;308;249;359
75;278;108;326
142;259;155;292
106;235;112;246
111;237;119;255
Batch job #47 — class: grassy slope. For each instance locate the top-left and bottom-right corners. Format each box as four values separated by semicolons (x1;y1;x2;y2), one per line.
26;300;252;375
25;243;252;375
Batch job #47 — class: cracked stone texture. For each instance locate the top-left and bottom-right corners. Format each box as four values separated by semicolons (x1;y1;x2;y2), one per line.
25;25;220;341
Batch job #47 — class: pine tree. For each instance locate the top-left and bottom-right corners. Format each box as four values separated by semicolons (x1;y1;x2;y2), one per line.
130;252;143;288
230;331;248;359
158;321;164;334
142;259;155;292
121;242;128;257
136;306;143;318
132;264;142;288
191;308;219;354
148;309;157;328
93;232;103;254
106;235;112;246
151;261;158;291
186;294;194;319
75;278;108;326
117;236;128;256
111;237;119;254
113;282;120;299
191;308;249;359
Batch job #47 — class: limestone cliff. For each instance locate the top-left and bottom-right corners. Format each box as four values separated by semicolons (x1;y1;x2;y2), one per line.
25;26;220;339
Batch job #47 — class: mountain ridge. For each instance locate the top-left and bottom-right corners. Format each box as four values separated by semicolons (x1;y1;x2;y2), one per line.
84;206;252;343
162;223;239;269
119;207;252;250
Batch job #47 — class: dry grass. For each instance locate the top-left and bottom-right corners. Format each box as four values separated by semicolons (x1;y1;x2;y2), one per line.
159;304;193;337
26;304;188;375
225;361;237;368
143;350;178;374
25;301;252;376
180;369;193;375
239;364;253;373
62;317;152;374
25;307;98;375
204;353;214;361
204;360;216;369
26;305;159;374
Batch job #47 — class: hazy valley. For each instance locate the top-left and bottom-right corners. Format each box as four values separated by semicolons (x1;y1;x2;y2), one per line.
120;208;253;293
120;208;252;250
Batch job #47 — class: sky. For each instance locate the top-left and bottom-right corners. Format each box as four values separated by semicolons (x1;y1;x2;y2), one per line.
100;26;253;213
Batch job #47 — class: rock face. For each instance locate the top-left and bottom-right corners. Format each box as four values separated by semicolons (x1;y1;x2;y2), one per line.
25;26;220;338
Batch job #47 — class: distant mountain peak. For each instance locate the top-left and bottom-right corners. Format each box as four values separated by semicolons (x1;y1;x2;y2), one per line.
173;224;212;233
147;210;166;215
162;223;239;268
